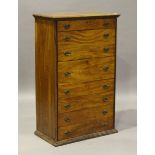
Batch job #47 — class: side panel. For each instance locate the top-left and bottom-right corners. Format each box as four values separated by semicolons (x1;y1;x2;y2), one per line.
35;18;57;140
113;18;117;129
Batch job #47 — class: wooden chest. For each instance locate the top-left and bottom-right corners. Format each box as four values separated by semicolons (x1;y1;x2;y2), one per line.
33;12;120;146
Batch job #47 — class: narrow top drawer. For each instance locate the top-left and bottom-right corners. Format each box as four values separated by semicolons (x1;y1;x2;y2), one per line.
57;18;116;31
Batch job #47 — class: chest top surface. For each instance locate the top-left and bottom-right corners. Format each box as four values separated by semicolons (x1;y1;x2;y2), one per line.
33;12;120;19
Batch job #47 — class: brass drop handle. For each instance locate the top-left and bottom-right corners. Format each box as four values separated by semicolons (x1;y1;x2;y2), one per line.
103;33;110;38
102;97;108;102
64;24;70;29
102;84;110;89
103;65;109;72
103;48;110;53
101;122;108;128
64;89;70;95
64;36;71;42
64;51;72;56
64;117;71;122
102;110;108;115
64;130;71;136
64;103;71;109
64;72;71;77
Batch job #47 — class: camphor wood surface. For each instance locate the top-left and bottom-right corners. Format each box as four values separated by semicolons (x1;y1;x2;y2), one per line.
58;57;115;84
58;92;114;113
58;78;114;97
58;78;114;113
58;43;115;62
34;12;119;146
57;18;116;31
58;104;113;127
35;18;57;140
58;116;113;140
58;29;115;47
35;128;117;146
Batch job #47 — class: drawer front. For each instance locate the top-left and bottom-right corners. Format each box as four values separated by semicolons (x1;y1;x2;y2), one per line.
57;18;116;141
58;116;114;140
59;92;114;113
58;57;115;84
58;43;115;62
58;104;113;127
59;79;114;98
57;18;116;31
58;79;114;113
58;29;115;47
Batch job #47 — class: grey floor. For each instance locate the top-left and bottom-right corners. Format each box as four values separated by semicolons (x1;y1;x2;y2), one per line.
19;93;137;155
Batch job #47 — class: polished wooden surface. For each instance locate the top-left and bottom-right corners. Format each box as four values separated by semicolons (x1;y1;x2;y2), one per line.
58;78;114;113
58;29;115;47
35;129;118;146
58;18;116;31
58;116;113;140
58;57;115;84
35;18;57;140
34;13;119;146
58;104;113;127
58;92;114;113
58;43;115;62
58;78;114;97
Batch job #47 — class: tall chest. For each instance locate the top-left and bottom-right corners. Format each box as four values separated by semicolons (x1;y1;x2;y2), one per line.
33;12;120;146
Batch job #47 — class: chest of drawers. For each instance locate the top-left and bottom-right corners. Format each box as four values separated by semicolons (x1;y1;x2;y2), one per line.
33;12;120;146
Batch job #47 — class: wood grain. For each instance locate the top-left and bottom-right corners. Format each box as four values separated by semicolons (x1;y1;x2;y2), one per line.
58;92;114;113
58;78;114;97
58;104;113;127
35;129;118;146
58;29;115;47
34;14;119;146
58;78;114;113
58;116;113;140
57;18;116;31
58;57;115;84
58;43;115;62
35;18;57;140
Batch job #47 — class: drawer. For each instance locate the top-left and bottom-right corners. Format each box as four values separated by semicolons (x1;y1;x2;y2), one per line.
58;78;114;113
58;29;115;47
58;57;115;84
59;78;114;98
58;104;113;127
57;18;116;31
58;116;114;140
58;92;114;113
58;43;115;62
